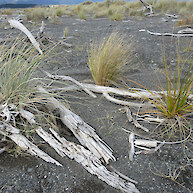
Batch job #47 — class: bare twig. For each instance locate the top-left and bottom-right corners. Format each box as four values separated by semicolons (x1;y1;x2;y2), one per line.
129;133;135;161
109;165;138;184
120;107;149;132
39;68;97;98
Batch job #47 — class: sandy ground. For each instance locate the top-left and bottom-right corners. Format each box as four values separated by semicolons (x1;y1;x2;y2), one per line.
0;14;192;193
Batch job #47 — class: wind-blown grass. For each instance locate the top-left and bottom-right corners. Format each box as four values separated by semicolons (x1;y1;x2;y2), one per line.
0;38;43;104
87;32;133;86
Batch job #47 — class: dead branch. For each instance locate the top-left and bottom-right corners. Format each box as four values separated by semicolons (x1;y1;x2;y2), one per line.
38;87;115;164
103;92;149;107
139;0;153;16
134;139;157;147
8;19;43;54
36;127;140;193
0;124;62;166
39;68;97;98
147;30;193;37
120;107;149;132
135;142;165;155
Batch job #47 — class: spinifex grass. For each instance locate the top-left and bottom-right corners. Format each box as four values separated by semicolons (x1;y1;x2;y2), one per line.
87;32;133;86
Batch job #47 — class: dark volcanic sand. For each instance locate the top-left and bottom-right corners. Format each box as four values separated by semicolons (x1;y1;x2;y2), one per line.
0;15;192;193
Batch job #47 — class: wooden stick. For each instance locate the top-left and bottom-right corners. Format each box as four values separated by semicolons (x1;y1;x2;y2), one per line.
129;133;135;161
39;68;97;98
120;107;149;132
147;30;193;37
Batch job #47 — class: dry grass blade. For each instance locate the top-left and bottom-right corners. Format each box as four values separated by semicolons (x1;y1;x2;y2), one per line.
87;32;133;86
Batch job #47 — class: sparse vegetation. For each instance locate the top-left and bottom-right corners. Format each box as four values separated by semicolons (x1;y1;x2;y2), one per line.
0;1;193;191
0;38;42;103
87;32;133;86
136;39;193;138
25;7;48;21
1;9;12;15
8;0;189;22
177;14;193;27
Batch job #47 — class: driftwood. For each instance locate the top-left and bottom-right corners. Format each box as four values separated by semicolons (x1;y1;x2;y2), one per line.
36;127;140;193
8;19;43;54
39;68;97;98
135;142;165;155
165;14;178;19
134;139;157;147
38;86;115;164
0;123;62;166
139;0;153;16
129;133;135;161
178;28;193;34
120;107;149;132
146;30;193;37
0;98;140;192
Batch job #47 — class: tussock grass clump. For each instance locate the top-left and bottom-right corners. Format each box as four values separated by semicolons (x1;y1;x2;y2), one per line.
177;14;193;27
88;32;133;86
107;5;125;20
138;40;193;138
1;9;13;15
78;8;88;20
22;0;193;22
0;38;43;103
154;42;193;120
151;0;193;15
25;7;48;22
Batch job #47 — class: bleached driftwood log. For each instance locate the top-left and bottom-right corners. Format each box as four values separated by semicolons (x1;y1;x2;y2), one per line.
0;100;140;192
40;70;162;101
36;127;140;193
19;108;36;124
8;19;43;54
38;87;115;164
146;30;193;37
0;124;62;166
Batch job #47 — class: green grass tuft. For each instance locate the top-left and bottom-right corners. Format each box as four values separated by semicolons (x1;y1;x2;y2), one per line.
0;38;44;104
